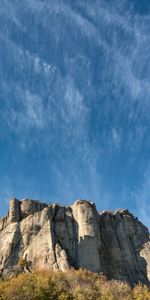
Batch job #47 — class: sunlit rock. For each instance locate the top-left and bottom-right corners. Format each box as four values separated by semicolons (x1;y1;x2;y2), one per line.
0;198;150;286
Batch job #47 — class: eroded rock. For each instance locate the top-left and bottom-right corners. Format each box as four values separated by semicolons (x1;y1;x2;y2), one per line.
0;198;150;286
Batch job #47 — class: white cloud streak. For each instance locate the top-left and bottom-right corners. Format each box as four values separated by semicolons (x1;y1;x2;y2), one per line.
133;168;150;228
0;0;150;220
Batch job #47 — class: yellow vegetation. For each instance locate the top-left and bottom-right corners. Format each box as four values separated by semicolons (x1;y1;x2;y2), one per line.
0;269;150;300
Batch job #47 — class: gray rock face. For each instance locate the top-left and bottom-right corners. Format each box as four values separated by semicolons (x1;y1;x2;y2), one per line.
0;198;150;286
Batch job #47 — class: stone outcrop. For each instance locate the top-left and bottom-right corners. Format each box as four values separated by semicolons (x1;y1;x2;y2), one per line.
0;198;150;286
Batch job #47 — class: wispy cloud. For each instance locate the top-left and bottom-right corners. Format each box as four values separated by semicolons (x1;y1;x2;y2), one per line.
0;177;14;216
133;168;150;228
8;91;46;130
111;127;121;150
0;0;150;223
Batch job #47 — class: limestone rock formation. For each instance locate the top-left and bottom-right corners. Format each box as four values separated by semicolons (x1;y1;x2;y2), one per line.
0;198;150;286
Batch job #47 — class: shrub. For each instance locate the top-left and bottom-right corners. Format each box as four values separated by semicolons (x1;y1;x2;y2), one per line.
0;269;150;300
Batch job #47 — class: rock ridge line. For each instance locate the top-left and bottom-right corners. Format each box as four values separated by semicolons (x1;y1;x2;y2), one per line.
0;198;150;286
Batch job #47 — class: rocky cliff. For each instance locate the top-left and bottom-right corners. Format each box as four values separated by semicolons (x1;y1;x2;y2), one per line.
0;198;150;286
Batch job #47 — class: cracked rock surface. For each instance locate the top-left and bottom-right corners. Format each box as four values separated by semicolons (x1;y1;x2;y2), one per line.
0;198;150;286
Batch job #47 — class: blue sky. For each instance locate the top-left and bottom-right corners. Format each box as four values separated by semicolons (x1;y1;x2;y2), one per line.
0;0;150;227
